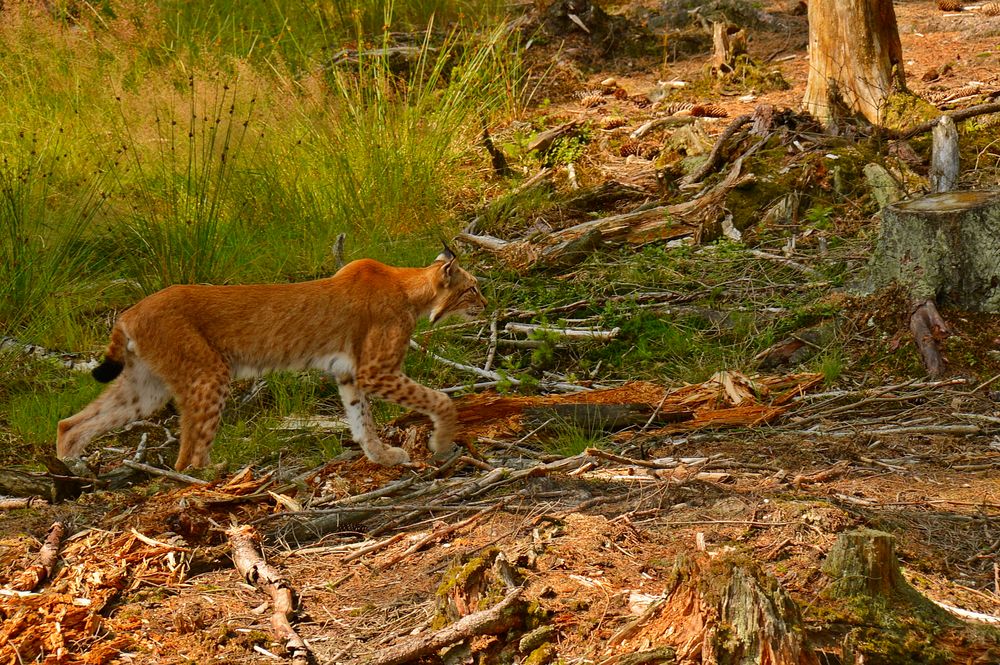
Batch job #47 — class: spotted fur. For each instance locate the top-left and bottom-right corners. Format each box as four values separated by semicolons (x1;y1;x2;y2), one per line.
56;250;487;471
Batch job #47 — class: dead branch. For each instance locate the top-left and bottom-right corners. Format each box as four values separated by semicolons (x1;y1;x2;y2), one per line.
10;522;65;592
681;113;753;186
227;525;312;665
0;496;49;511
341;533;408;563
895;102;1000;140
910;299;951;377
121;460;209;485
505;322;621;340
379;502;502;568
363;588;524;665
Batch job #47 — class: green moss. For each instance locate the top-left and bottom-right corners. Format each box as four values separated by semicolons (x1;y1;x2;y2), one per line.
882;92;939;131
523;642;557;665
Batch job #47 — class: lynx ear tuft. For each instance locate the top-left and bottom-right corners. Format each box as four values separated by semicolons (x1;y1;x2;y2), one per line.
435;242;457;263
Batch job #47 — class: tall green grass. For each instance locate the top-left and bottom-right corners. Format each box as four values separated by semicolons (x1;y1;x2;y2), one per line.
0;135;107;344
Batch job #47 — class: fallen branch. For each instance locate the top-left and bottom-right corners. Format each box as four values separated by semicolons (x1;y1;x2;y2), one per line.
895;101;1000;140
227;525;312;665
505;322;621;340
364;587;524;665
408;339;591;393
681;113;753;186
121;460;209;486
379;502;502;569
10;522;65;592
0;496;49;511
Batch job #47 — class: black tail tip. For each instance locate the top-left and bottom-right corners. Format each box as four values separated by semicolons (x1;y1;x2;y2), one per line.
92;358;124;383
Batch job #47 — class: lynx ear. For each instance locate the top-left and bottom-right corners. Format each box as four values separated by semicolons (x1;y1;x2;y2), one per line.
435;242;456;263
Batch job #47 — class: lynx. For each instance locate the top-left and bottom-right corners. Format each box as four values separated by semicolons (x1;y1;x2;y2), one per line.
56;247;486;471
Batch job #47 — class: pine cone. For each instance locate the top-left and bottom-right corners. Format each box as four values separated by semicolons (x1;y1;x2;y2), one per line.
619;139;642;157
690;104;728;118
601;116;628;130
576;89;605;108
612;87;629;100
937;0;963;11
661;102;694;116
983;1;1000;15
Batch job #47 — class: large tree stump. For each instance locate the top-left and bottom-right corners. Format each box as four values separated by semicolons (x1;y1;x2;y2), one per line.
820;529;965;662
871;191;1000;311
802;0;906;127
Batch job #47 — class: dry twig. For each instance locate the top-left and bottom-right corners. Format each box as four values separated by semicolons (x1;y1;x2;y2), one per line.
227;525;312;665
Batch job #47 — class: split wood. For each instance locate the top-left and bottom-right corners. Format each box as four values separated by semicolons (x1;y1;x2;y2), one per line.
362;587;524;665
227;525;312;665
0;496;49;511
10;522;65;592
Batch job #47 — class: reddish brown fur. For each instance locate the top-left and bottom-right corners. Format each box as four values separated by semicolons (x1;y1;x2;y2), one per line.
57;254;487;471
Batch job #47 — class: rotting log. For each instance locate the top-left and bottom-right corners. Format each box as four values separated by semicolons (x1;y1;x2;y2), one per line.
10;522;65;592
802;0;906;127
227;525;312;665
870;190;1000;375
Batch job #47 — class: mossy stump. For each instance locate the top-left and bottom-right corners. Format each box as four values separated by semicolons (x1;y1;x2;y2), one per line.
820;529;960;663
822;529;931;604
870;190;1000;375
871;190;1000;310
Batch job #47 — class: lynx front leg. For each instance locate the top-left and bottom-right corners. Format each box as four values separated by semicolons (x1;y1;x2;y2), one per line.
57;361;170;461
356;372;457;458
336;376;409;466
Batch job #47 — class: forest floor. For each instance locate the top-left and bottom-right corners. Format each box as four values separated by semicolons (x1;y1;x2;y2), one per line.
4;1;1000;664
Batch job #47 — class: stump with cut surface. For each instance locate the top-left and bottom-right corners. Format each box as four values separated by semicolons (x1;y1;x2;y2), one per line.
870;190;1000;374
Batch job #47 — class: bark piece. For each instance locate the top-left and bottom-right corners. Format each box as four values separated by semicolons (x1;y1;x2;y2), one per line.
870;190;1000;311
802;0;905;126
910;299;951;377
10;522;65;592
227;525;311;665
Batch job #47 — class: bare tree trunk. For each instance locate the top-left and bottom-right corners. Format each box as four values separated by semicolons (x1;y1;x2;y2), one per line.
803;0;905;126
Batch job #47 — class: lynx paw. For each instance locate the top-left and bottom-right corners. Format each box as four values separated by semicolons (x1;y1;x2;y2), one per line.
373;446;410;467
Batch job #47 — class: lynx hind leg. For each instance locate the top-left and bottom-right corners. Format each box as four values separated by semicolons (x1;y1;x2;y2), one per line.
173;365;230;471
57;359;170;460
337;376;409;466
356;372;457;459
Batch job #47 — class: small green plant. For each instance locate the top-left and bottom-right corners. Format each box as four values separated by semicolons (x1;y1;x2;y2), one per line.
804;204;834;230
542;422;610;458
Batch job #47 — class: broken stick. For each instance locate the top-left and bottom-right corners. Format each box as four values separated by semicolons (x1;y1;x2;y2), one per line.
366;587;524;665
11;521;65;592
227;525;312;665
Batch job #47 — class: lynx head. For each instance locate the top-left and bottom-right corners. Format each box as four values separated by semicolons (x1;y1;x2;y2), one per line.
428;244;487;324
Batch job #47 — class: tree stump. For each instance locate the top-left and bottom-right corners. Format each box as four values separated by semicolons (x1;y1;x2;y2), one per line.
870;190;1000;374
871;191;1000;311
617;554;820;664
802;0;906;127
